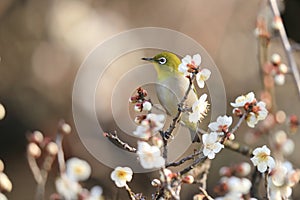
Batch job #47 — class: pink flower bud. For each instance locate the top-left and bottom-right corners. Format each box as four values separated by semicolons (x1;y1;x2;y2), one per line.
182;175;194;184
271;54;281;65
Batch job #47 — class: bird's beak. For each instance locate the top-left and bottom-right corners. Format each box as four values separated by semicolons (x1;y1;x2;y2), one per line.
142;57;154;62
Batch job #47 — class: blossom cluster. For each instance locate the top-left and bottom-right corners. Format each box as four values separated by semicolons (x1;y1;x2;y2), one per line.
231;92;268;128
263;53;289;86
26;121;104;200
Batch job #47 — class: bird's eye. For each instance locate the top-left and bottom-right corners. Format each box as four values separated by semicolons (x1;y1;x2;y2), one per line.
158;57;167;65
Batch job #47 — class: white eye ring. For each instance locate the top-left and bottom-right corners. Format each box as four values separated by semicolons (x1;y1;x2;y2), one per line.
158;57;167;65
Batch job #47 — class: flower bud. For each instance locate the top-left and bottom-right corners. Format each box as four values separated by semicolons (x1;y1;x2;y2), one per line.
0;172;12;192
272;17;283;31
129;96;138;103
282;139;295;156
219;166;231;177
238;162;251;176
232;108;243;117
142;101;152;111
151;179;161;187
0;103;5;120
279;63;288;74
274;130;287;145
275;110;286;124
271;53;281;65
274;74;285;85
228;133;235;141
182;175;194;184
134;103;142;112
27;143;41;158
46;142;59;155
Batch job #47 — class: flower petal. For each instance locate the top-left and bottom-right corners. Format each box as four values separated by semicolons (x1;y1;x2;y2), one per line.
208;122;218;131
193;54;201;66
213;143;224;153
207;151;216;159
257;163;268;173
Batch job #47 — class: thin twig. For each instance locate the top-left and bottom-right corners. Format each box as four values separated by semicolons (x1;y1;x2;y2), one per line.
159;131;168;161
104;132;137;153
269;0;300;97
199;187;214;200
166;151;202;167
265;171;270;200
230;112;247;135
179;153;207;175
125;184;137;200
198;160;210;190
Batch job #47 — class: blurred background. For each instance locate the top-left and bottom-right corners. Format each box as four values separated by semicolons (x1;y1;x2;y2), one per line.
0;0;300;199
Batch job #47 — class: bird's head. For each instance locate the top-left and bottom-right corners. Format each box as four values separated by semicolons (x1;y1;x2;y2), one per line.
142;52;181;78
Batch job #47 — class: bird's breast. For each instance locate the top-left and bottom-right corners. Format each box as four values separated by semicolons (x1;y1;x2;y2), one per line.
156;75;197;117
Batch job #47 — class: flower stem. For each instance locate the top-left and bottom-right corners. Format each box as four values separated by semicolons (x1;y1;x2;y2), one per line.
269;0;300;97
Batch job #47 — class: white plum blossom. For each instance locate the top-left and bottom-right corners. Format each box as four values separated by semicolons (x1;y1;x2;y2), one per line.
202;132;224;159
255;101;268;120
178;54;201;76
246;112;259;128
137;141;165;169
196;68;211;88
250;145;275;173
268;163;295;200
231;92;268;128
133;125;151;140
230;92;255;108
246;101;268;128
208;115;232;132
133;113;165;139
110;166;133;188
66;157;91;182
189;94;209;123
55;174;82;200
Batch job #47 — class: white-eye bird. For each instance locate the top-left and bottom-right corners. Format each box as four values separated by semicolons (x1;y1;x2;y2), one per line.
142;52;200;142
